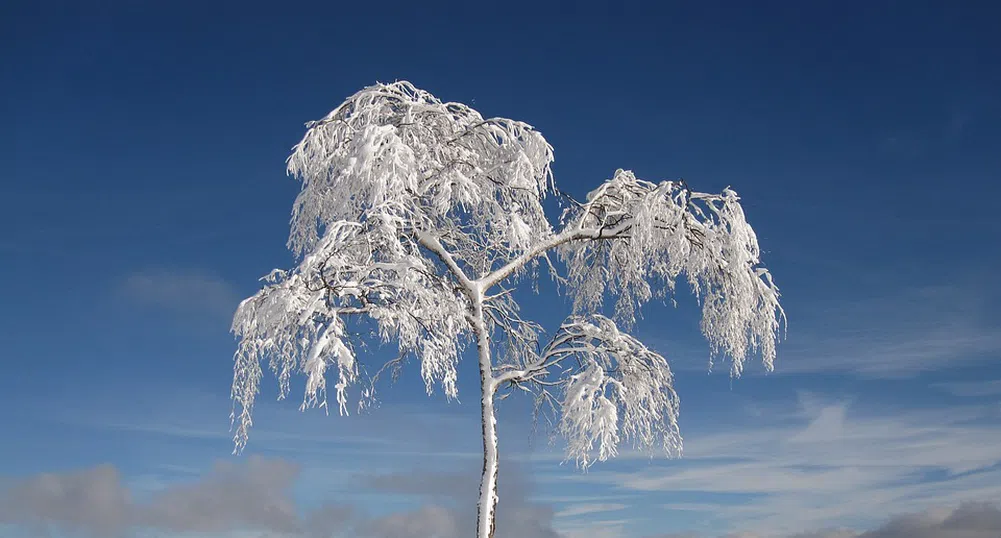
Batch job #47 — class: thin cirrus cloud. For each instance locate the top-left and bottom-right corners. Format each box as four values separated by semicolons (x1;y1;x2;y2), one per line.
554;503;628;519
766;283;999;378
118;269;241;321
933;379;1001;398
535;394;1001;536
637;282;999;379
73;384;488;464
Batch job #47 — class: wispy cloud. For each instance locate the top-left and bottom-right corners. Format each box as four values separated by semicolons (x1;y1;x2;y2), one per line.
534;395;1001;535
639;282;999;379
118;268;240;321
934;379;1001;398
559;518;633;538
554;503;627;519
57;384;487;472
769;284;1000;377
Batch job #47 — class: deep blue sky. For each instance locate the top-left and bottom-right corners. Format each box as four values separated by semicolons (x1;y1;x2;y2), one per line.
2;2;1000;537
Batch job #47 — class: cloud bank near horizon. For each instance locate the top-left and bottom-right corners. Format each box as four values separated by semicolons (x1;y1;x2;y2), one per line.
1;456;999;538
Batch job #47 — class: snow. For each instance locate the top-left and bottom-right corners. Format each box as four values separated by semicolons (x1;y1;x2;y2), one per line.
230;81;784;538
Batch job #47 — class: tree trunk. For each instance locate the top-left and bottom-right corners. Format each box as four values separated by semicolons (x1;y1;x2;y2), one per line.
476;371;499;538
473;298;499;538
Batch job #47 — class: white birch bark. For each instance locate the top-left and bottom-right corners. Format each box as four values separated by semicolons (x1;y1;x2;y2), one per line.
473;293;500;538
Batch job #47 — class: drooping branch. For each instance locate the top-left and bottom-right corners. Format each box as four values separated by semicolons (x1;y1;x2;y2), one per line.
495;314;681;468
230;219;472;451
558;169;785;375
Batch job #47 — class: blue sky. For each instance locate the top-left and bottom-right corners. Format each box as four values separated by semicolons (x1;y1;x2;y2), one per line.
2;1;1000;537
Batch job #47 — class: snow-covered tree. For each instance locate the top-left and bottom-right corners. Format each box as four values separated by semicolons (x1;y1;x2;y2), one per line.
230;81;784;538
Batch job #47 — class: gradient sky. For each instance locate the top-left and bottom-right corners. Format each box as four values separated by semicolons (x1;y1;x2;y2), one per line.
2;1;1000;537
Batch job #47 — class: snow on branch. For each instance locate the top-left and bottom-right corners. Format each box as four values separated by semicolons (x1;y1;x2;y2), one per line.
231;81;560;451
506;314;681;469
230;218;470;452
284;80;557;279
558;169;785;376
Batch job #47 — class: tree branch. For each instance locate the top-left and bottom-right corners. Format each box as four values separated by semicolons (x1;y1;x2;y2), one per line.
416;231;479;297
478;220;633;291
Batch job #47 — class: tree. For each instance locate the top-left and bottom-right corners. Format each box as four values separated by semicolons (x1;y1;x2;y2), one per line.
230;81;785;538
